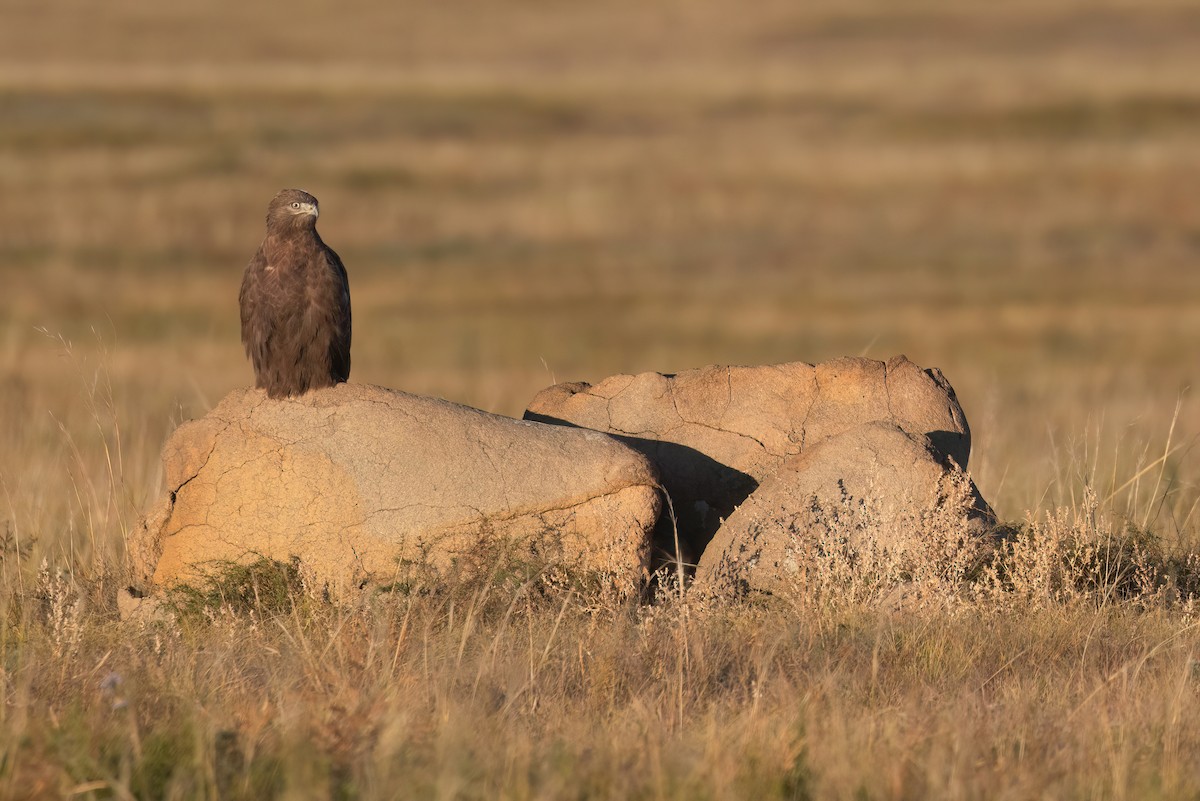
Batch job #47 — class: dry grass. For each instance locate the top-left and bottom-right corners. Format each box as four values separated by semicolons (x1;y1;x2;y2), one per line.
7;509;1200;800
4;0;1200;797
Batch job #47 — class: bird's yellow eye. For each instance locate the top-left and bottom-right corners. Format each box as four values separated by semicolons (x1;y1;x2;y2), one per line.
291;202;301;209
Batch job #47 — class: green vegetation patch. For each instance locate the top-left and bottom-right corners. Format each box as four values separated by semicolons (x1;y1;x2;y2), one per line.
164;557;307;623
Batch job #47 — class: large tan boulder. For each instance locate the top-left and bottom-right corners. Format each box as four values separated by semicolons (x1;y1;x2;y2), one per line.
524;356;971;560
694;422;995;598
129;384;662;598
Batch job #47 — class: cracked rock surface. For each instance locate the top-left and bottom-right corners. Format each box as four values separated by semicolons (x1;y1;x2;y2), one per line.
694;422;995;598
129;383;662;598
524;355;971;560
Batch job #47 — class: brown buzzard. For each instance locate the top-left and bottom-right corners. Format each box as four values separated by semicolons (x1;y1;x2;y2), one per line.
239;189;351;398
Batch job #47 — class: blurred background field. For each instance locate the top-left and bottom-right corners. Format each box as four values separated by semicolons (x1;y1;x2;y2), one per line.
4;0;1200;543
6;2;1200;799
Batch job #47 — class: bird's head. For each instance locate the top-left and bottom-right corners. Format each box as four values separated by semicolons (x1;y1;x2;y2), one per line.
266;189;320;230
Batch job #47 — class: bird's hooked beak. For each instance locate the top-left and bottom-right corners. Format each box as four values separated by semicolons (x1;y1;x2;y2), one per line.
290;201;319;219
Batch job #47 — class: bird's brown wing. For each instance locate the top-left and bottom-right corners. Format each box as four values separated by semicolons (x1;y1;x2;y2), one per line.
284;240;351;393
239;245;272;388
323;244;352;383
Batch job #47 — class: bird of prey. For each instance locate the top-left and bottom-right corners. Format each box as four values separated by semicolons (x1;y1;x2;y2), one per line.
239;189;351;398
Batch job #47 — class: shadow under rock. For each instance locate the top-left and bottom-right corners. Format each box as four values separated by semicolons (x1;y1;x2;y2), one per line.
523;412;759;573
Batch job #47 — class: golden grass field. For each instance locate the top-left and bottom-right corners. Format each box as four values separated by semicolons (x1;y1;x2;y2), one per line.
4;0;1200;797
